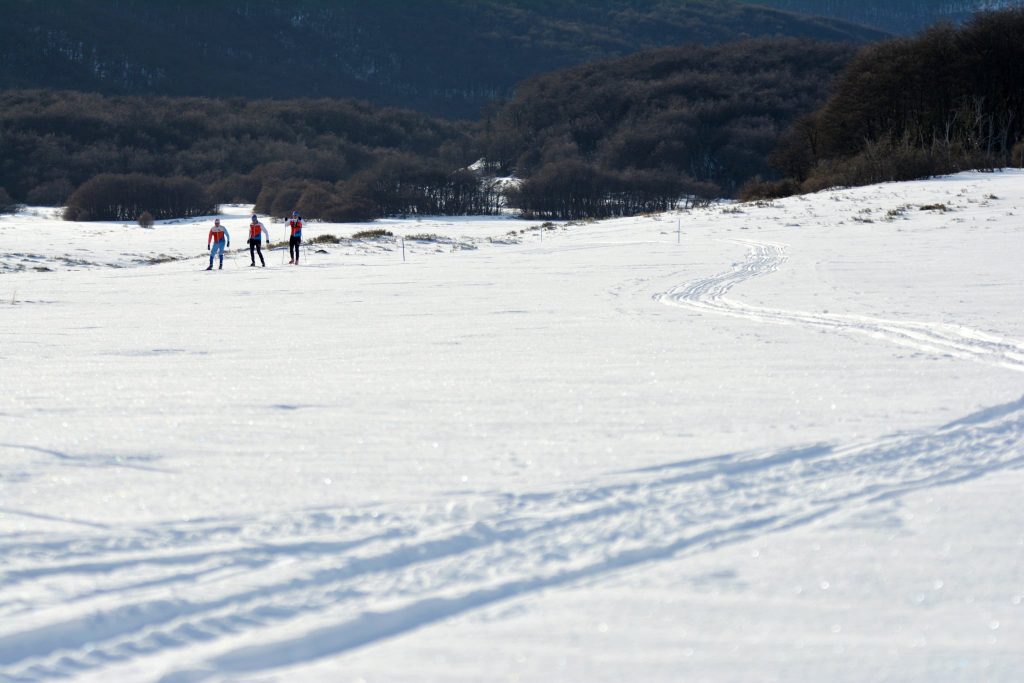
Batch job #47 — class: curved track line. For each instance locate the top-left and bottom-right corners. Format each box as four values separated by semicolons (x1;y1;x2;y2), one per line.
654;239;1024;372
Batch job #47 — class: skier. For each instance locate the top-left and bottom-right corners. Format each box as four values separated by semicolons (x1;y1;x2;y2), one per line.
288;210;303;265
206;218;230;270
248;213;270;267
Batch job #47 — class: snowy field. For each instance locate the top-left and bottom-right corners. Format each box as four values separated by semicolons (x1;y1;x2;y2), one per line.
1;171;1023;682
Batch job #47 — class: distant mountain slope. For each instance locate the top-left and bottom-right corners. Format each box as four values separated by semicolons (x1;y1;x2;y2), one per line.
755;0;1024;34
0;0;887;118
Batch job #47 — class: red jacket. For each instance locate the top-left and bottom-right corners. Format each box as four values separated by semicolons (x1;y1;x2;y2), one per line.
208;224;229;246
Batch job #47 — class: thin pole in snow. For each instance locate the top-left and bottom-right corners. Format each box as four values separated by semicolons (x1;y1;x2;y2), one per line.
401;236;406;262
677;218;681;245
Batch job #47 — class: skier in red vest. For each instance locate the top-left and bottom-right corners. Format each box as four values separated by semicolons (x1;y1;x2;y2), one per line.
248;213;270;267
206;218;230;270
288;210;303;265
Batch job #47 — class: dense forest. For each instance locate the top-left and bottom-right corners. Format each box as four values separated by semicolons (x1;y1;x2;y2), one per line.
0;91;472;218
0;36;855;221
0;0;885;119
482;38;856;216
747;8;1024;198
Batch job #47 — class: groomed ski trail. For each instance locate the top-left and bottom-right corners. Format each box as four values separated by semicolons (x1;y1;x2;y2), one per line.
2;394;1023;681
654;239;1024;373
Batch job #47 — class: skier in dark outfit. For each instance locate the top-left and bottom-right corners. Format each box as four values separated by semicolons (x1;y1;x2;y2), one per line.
288;210;303;265
248;213;270;267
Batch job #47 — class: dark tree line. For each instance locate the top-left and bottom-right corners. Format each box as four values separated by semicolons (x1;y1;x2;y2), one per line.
482;38;857;207
509;162;717;220
254;155;504;222
339;159;502;218
0;0;884;119
0;187;15;214
751;7;1024;198
64;174;214;221
1;36;858;223
0;89;505;222
0;90;473;220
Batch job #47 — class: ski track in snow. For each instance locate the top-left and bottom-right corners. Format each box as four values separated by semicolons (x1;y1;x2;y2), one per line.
2;393;1023;680
655;239;1024;373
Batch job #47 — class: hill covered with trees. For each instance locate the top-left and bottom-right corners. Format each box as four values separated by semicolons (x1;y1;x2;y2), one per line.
482;38;856;216
0;91;474;219
749;7;1024;198
4;2;1022;222
0;0;885;119
0;35;858;221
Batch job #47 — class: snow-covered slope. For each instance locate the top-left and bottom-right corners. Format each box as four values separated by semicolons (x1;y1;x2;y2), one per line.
1;172;1022;682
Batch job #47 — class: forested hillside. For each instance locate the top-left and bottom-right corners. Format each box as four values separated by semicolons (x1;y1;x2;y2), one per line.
3;1;1021;221
0;0;885;119
0;91;472;217
484;38;855;216
756;0;1023;34
0;36;855;221
749;8;1024;198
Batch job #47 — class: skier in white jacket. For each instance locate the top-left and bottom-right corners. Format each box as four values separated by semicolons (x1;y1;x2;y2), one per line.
206;218;230;270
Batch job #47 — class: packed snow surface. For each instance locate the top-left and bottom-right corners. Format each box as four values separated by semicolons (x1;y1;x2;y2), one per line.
1;172;1023;682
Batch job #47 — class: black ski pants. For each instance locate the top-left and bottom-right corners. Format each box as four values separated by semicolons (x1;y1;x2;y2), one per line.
289;235;301;263
249;238;265;266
